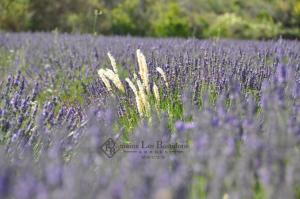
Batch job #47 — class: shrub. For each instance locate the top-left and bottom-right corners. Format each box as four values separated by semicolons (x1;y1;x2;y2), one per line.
151;3;190;37
205;13;282;39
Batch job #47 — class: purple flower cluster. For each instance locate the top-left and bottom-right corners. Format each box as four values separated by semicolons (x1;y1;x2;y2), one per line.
0;33;300;198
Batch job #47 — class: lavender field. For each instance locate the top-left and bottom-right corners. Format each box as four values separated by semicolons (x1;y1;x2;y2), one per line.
1;33;300;199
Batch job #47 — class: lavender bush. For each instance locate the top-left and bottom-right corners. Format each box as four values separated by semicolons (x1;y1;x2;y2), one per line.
0;32;300;199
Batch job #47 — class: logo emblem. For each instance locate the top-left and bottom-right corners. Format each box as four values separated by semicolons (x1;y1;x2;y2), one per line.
101;138;119;158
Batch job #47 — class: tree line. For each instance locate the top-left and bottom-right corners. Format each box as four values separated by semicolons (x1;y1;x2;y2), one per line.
1;0;300;39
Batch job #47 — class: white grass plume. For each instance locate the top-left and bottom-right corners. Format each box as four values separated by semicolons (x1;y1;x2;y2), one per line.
107;52;118;73
136;49;150;94
137;79;150;116
98;69;112;91
126;78;143;117
153;83;160;105
156;67;169;88
125;78;138;96
103;69;125;92
99;49;171;119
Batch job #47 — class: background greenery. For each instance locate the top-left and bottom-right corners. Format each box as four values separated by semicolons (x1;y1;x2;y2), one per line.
1;0;300;39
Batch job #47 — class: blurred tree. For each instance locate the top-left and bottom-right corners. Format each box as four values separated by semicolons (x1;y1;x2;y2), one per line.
273;0;295;27
0;0;30;31
295;0;300;25
28;0;82;31
110;0;152;36
204;13;250;38
151;1;190;37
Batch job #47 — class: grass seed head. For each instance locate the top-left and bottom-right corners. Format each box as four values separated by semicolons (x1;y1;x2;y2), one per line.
98;69;112;91
136;49;150;94
223;193;229;199
126;78;144;117
125;78;138;96
153;83;160;105
107;52;118;73
135;94;144;117
103;69;125;93
156;67;169;88
137;79;150;116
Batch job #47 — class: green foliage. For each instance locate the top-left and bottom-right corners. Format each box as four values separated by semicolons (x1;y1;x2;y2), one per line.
110;0;153;36
0;48;16;79
37;67;92;107
205;13;281;39
195;83;219;108
152;2;190;37
118;90;183;140
205;13;249;39
0;0;30;31
111;4;136;35
295;184;300;199
28;0;89;32
190;175;208;199
118;100;140;140
249;20;281;39
253;181;266;199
